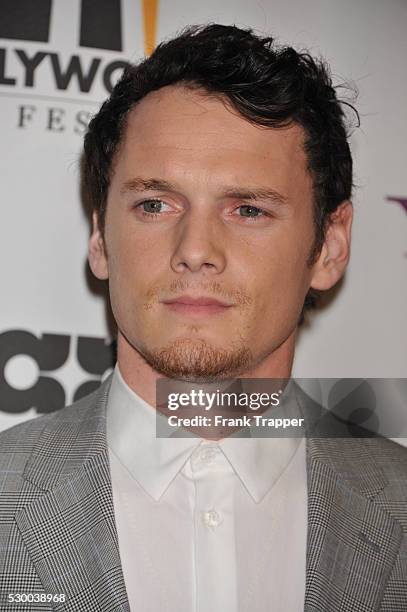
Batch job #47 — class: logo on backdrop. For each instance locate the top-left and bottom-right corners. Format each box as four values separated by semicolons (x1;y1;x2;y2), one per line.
0;0;124;51
0;0;158;133
0;329;115;415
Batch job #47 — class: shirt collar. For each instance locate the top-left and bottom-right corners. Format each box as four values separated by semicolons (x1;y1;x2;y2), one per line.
219;434;301;503
107;366;200;501
106;366;302;503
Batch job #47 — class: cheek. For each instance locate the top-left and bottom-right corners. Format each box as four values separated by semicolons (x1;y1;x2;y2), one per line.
246;244;311;315
106;220;158;280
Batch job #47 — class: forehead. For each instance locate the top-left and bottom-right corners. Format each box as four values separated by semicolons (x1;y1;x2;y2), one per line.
114;85;310;192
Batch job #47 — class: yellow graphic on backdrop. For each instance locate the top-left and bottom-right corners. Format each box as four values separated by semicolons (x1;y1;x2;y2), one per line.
143;0;159;56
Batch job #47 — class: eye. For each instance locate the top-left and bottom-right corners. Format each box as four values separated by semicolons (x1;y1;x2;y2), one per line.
236;204;270;221
139;200;165;213
138;199;168;214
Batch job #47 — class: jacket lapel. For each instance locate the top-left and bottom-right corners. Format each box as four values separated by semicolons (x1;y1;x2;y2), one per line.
15;376;130;611
305;437;403;611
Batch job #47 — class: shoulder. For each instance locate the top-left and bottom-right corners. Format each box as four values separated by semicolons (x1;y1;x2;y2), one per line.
310;433;407;471
363;435;407;481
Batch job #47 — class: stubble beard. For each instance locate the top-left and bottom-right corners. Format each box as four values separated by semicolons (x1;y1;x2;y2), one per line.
141;337;253;383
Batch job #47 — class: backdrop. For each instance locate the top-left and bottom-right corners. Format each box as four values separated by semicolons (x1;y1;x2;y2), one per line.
0;0;406;433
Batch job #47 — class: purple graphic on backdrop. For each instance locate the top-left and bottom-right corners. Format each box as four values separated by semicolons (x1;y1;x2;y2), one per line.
387;196;407;214
387;197;407;257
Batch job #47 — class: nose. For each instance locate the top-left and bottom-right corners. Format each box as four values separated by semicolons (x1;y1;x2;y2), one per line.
170;209;226;275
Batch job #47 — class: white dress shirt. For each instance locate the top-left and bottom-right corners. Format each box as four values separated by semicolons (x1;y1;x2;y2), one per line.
107;366;307;611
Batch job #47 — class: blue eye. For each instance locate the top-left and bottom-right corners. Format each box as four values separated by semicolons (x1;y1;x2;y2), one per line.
236;205;271;222
134;199;171;220
140;199;165;213
239;205;263;217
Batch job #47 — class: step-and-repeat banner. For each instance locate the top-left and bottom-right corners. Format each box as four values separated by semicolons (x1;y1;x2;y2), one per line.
0;0;406;433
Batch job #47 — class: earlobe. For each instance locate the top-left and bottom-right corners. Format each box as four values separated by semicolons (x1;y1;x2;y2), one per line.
310;200;353;291
88;211;109;280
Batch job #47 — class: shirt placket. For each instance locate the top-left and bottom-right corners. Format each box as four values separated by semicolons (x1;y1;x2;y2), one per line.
184;442;237;612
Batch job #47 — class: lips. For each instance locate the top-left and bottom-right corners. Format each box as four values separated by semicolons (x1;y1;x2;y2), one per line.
163;295;231;307
162;295;233;315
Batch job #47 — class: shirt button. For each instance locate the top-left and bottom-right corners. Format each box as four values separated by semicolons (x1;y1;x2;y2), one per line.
199;446;219;463
191;444;220;471
202;510;222;530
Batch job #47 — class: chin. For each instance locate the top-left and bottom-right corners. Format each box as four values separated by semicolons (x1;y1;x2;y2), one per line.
139;336;253;382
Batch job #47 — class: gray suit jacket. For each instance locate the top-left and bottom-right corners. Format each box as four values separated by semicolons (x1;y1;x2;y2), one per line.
0;376;406;611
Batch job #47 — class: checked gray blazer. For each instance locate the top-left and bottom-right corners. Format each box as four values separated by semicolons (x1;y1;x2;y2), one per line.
0;375;407;611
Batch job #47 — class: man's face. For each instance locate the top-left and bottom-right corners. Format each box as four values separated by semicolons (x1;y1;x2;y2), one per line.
92;85;323;381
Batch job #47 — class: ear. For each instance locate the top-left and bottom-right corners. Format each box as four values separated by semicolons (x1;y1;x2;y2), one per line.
88;211;109;280
310;200;353;291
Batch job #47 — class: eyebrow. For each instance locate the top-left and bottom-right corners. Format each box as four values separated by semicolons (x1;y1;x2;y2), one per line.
120;177;288;207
